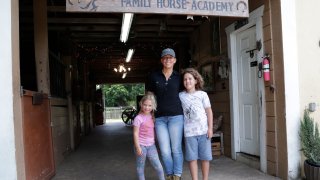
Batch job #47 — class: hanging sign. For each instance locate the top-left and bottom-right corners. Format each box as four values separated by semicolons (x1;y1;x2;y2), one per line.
66;0;249;17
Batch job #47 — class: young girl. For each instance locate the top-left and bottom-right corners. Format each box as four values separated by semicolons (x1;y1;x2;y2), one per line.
179;68;213;180
133;93;165;180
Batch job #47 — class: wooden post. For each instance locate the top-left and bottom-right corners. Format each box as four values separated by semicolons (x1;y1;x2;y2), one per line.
64;56;75;150
33;0;50;93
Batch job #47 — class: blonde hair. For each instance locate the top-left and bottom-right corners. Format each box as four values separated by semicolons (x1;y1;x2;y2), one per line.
181;68;204;90
139;92;157;120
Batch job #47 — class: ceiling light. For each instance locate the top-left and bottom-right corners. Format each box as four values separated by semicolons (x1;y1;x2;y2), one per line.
120;13;134;43
122;72;127;79
119;64;124;72
114;63;131;79
187;15;194;21
202;15;209;19
125;49;135;62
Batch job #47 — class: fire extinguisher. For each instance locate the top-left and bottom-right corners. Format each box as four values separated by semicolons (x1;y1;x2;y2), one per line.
262;55;270;81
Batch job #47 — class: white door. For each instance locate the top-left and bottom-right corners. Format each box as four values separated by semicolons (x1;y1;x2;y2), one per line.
236;26;260;156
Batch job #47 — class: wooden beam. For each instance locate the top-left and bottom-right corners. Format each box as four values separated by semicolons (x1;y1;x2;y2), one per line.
48;25;120;32
34;0;50;93
70;32;189;39
48;17;121;24
48;6;66;12
94;76;147;84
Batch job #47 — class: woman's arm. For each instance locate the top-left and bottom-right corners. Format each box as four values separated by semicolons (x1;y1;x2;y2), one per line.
133;126;143;156
205;107;213;139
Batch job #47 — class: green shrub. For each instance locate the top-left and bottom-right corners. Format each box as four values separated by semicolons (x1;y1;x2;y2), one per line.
300;110;320;165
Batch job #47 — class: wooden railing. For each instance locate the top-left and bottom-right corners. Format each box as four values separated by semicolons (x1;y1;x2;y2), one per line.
104;107;133;119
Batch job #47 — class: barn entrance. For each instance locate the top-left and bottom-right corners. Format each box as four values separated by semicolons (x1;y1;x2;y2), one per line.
16;0;258;179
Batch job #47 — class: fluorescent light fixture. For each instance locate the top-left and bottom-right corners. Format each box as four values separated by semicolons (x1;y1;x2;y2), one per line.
187;15;194;21
122;72;127;79
120;13;134;43
125;49;135;62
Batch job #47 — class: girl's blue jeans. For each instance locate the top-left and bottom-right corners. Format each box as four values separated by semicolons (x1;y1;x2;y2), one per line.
135;144;165;180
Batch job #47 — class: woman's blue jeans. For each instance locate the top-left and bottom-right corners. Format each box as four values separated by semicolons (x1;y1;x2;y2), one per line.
155;115;184;176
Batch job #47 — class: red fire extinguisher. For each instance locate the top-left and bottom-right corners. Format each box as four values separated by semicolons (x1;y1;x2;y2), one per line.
262;55;270;81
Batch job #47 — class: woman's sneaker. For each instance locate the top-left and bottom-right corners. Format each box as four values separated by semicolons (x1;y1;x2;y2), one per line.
165;175;173;180
172;175;182;180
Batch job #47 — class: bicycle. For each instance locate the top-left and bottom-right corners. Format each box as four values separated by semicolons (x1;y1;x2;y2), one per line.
121;106;138;125
121;95;143;125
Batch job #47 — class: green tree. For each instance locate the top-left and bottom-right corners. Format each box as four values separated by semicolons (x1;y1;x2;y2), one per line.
103;84;129;106
127;84;145;106
101;84;145;107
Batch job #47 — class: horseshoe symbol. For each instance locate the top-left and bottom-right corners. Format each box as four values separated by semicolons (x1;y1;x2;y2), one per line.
236;1;248;12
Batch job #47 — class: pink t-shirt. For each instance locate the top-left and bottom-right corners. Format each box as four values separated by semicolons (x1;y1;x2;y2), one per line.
133;114;155;146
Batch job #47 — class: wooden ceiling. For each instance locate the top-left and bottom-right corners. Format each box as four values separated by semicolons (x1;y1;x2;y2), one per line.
20;0;210;84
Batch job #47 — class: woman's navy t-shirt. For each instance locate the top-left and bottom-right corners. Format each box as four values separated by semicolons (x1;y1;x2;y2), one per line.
146;70;183;118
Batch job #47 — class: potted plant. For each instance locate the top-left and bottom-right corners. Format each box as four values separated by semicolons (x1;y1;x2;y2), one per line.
299;109;320;180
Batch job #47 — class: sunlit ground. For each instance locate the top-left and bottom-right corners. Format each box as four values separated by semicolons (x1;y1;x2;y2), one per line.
105;118;122;123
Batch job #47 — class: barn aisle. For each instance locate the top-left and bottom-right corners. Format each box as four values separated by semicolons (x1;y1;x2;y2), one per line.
52;121;279;180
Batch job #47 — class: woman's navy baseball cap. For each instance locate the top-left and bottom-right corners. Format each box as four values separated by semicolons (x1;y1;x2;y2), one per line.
161;48;176;58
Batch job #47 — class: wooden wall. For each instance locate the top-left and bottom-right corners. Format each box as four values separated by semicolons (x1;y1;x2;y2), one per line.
51;98;71;166
50;98;93;166
264;0;287;178
263;1;277;176
190;19;233;157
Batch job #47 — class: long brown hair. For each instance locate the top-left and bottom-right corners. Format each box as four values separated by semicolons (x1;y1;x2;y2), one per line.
181;68;204;90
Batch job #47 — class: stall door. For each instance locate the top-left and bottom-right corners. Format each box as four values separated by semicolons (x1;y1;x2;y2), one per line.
22;90;55;180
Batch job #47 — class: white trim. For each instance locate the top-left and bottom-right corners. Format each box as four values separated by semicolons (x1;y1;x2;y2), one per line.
280;0;300;179
0;0;18;179
225;5;266;173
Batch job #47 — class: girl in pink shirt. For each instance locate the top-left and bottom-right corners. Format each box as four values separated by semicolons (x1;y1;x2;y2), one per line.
133;93;165;180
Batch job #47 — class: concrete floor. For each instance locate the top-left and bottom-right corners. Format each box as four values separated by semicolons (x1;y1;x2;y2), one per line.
52;121;280;180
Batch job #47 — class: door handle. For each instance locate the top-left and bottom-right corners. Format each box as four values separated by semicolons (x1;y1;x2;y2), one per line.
258;62;262;78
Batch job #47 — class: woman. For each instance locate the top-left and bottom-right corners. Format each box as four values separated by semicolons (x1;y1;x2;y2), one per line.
146;48;184;180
